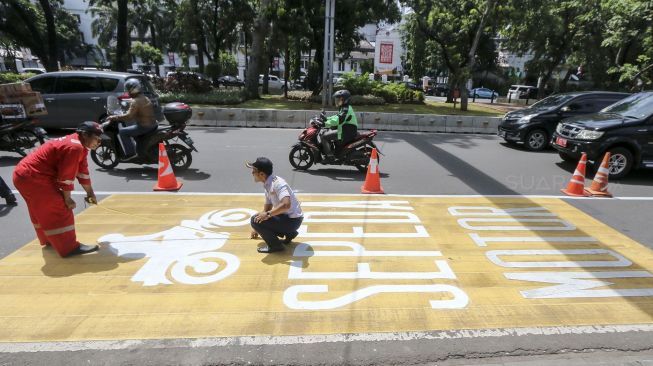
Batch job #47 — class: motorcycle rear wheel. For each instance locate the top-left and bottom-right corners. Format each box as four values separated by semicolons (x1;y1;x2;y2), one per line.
166;143;192;171
13;131;43;157
289;145;314;170
354;145;378;173
91;143;120;169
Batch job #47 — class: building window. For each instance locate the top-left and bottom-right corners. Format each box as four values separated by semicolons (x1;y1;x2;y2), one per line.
351;61;358;72
338;60;345;72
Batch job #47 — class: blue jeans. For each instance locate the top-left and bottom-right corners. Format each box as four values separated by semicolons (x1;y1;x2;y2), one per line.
118;123;157;157
251;214;303;249
0;176;12;198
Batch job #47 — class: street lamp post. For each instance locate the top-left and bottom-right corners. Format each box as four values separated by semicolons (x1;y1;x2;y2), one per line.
322;0;335;107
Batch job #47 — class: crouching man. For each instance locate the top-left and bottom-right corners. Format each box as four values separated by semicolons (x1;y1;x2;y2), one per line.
247;157;303;253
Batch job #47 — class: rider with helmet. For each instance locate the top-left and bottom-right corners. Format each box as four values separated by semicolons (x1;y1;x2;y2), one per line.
105;78;157;160
322;89;358;160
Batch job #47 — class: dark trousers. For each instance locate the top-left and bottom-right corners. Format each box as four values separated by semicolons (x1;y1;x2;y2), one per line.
0;175;12;198
321;129;339;156
251;214;303;249
118;123;157;157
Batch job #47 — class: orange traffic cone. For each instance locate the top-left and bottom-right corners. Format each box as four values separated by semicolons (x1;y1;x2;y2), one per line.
153;143;183;191
561;152;588;197
584;152;613;197
361;148;384;194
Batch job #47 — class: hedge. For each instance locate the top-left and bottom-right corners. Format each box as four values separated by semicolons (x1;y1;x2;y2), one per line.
159;90;245;105
0;72;36;84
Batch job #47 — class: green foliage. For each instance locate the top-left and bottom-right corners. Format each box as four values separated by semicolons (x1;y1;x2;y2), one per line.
349;95;385;105
158;90;246;105
0;72;35;84
131;41;164;66
338;73;424;104
286;91;320;103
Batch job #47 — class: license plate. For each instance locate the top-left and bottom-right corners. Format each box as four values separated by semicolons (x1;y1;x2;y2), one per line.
183;137;194;145
555;136;567;147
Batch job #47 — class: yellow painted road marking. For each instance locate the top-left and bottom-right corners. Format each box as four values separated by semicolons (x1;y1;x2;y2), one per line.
1;195;653;342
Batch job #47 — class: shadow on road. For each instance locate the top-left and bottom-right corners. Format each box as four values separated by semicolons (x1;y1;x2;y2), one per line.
293;168;388;182
98;167;211;182
0;156;21;168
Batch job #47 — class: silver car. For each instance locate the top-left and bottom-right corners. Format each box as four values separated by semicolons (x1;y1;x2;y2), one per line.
25;71;163;128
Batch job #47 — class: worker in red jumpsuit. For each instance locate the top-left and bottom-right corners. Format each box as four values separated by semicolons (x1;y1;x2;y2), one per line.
13;122;103;257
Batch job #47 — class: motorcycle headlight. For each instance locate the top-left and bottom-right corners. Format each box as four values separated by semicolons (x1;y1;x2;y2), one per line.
576;130;605;140
516;115;535;124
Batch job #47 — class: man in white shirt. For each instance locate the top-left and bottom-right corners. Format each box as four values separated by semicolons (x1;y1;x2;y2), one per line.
247;157;304;253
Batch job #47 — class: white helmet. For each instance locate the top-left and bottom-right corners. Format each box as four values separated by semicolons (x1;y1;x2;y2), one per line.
124;78;142;95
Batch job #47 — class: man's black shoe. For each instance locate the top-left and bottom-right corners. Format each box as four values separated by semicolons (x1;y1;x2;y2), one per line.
67;243;99;257
282;231;298;244
4;194;17;206
257;245;284;253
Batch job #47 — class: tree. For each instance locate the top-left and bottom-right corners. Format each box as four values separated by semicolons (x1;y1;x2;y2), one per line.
131;41;163;68
245;0;272;98
405;0;499;110
0;0;85;71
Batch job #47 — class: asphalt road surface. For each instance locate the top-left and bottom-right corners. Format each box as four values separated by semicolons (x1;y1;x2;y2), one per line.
1;127;653;366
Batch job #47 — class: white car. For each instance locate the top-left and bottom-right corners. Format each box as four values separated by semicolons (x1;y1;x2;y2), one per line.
258;74;287;90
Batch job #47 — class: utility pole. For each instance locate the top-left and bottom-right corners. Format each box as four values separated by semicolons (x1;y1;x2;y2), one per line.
322;0;335;107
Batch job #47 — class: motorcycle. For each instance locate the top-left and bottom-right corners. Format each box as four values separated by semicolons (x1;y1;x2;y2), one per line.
289;111;380;172
90;96;197;170
0;109;48;157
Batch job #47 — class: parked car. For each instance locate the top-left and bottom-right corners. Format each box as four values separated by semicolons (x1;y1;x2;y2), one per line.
508;85;538;100
470;87;499;99
425;83;449;96
551;91;653;179
216;75;244;88
399;81;422;91
258;74;287;91
25;71;163;129
20;68;46;75
498;91;629;151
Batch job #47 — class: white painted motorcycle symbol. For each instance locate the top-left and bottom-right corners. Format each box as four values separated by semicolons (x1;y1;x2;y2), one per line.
98;208;256;287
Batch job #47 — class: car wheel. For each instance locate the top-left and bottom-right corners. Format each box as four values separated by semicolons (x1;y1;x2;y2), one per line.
524;129;548;151
558;152;576;163
605;147;634;179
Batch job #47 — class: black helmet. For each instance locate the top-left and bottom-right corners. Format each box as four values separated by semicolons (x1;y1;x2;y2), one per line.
77;121;103;136
333;89;351;103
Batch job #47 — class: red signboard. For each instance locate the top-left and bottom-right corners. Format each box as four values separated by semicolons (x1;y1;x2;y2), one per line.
379;43;393;64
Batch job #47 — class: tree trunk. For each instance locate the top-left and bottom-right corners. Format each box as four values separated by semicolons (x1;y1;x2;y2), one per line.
245;0;270;99
460;0;496;111
190;0;206;73
284;41;290;98
115;0;129;71
150;23;160;76
38;0;58;71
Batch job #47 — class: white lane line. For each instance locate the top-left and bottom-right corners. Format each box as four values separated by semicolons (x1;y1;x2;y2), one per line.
2;324;653;353
9;190;653;200
13;190;653;202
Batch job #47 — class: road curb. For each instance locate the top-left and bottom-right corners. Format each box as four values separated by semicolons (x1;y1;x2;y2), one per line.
188;107;502;134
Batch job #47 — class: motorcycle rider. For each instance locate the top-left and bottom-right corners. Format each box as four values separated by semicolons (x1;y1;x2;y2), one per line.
104;79;157;160
321;89;358;161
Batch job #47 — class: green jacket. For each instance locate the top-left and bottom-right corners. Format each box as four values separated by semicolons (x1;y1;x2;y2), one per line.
325;104;358;140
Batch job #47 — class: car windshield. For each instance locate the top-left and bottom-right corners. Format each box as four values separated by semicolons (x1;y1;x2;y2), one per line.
602;92;653;118
529;94;574;109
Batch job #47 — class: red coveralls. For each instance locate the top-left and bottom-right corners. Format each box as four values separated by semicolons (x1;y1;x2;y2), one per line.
13;133;91;257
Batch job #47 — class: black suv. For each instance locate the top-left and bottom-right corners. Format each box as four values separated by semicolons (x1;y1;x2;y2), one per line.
552;92;653;178
498;92;629;151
